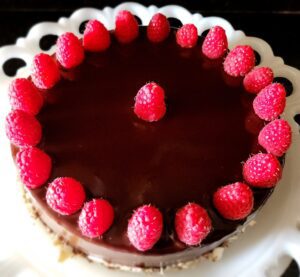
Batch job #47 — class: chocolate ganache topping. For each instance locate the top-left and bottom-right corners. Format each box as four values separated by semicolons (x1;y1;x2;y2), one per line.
12;27;274;266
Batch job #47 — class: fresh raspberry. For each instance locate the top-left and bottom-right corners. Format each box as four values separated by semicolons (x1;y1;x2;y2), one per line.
213;182;254;220
83;20;111;52
78;199;114;238
175;203;212;246
134;82;166;122
202;26;228;59
258;119;292;157
56;32;84;69
147;13;170;43
115;10;139;43
46;177;86;215
31;53;60;90
16;147;51;189
5;110;42;147
253;83;286;121
243;153;282;188
224;45;255;77
9;78;43;115
243;67;274;94
127;205;163;251
176;24;198;48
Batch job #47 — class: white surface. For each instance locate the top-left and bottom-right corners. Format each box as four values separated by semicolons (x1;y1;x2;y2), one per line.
0;2;300;277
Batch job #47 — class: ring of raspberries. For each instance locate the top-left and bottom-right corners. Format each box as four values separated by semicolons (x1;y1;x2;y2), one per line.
5;10;292;252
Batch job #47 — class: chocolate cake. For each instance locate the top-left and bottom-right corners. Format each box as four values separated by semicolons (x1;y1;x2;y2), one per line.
6;10;291;270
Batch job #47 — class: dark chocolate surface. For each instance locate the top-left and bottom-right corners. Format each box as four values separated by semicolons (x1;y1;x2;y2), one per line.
22;28;272;254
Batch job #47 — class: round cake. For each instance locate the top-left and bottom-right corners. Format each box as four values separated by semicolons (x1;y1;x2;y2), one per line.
5;10;291;270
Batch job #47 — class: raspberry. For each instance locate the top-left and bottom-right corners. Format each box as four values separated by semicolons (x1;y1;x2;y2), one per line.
78;199;114;238
115;10;139;43
213;182;254;220
31;53;60;89
253;83;286;121
127;205;163;251
258;119;292;157
16;147;52;189
243;153;282;188
243;67;274;94
176;24;198;48
5;110;42;147
9;78;43;115
46;177;86;215
175;203;211;246
224;45;255;77
83;20;111;52
56;32;84;69
147;13;170;43
134;82;166;122
202;26;228;59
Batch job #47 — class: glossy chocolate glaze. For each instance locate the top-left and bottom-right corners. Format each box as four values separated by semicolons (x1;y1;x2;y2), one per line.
16;28;272;259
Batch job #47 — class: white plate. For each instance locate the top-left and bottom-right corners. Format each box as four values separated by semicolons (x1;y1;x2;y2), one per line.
0;2;300;277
